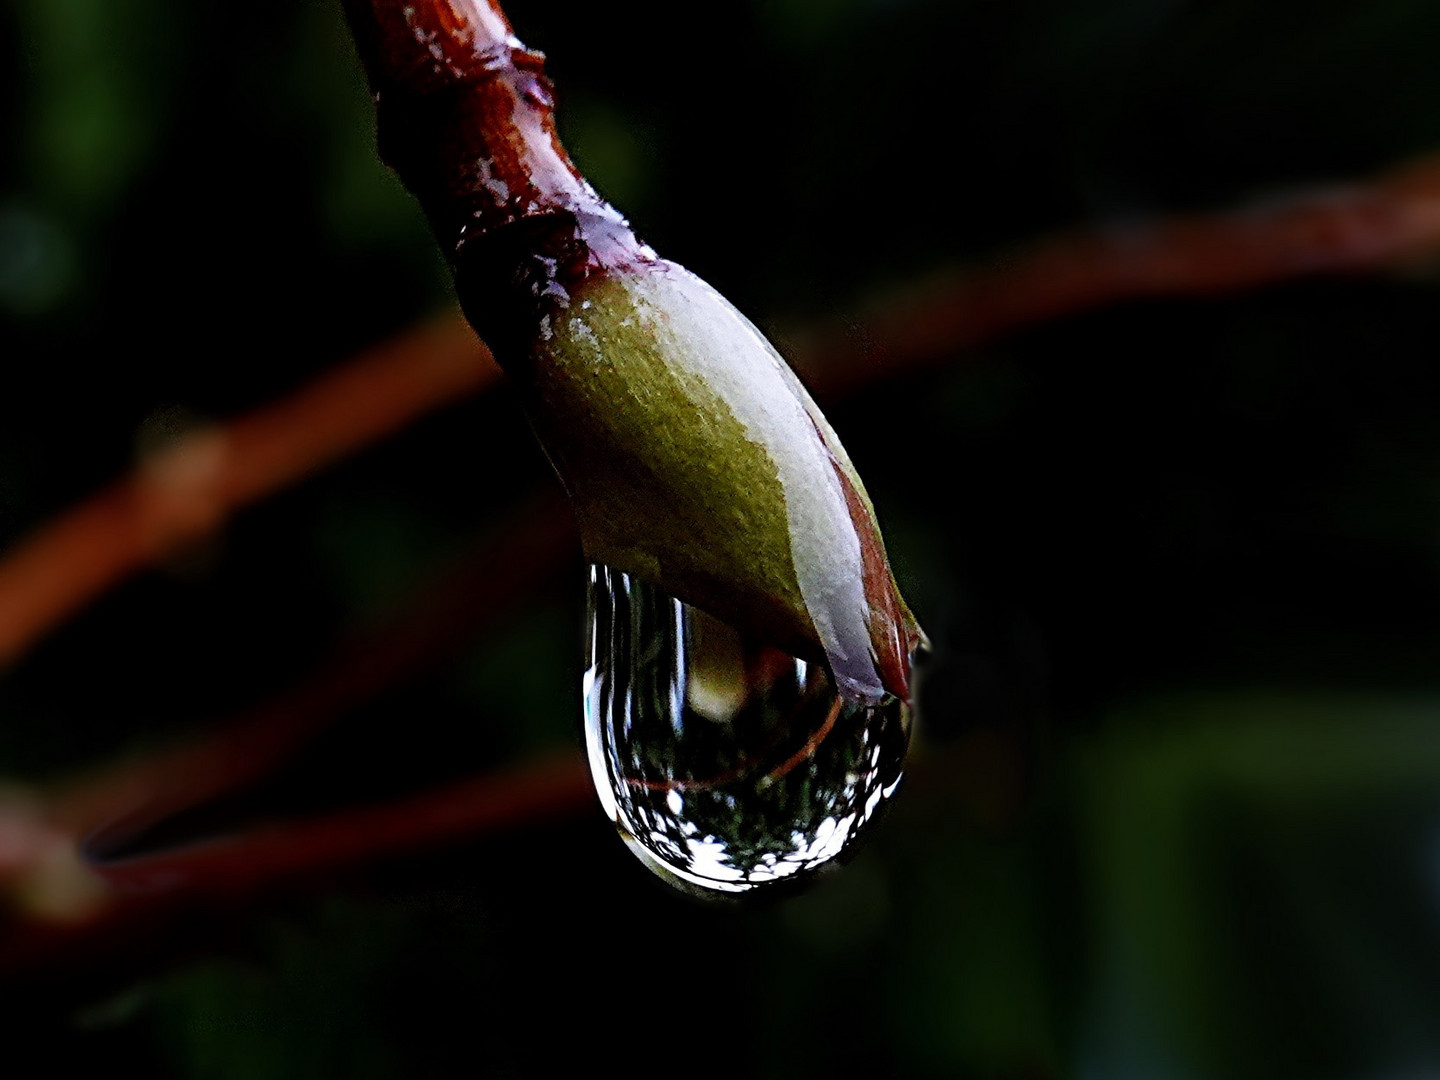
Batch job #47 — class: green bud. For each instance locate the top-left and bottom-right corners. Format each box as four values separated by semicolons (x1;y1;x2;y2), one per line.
521;259;923;705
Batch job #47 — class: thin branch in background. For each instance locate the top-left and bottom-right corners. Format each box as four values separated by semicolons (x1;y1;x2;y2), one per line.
0;311;492;669
48;496;575;839
0;752;592;981
0;497;577;966
787;151;1440;398
89;752;592;896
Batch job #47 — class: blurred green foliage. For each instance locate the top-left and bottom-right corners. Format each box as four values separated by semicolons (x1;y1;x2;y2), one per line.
5;0;1440;1076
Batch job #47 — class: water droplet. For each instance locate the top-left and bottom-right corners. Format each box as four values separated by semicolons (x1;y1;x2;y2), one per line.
584;563;912;898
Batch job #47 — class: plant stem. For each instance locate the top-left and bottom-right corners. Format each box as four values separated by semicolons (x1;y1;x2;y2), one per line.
340;0;651;365
0;311;491;669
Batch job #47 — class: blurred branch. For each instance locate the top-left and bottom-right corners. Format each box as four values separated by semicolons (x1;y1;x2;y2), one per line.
48;497;575;840
0;752;591;981
0;496;578;973
788;152;1440;398
0;311;492;669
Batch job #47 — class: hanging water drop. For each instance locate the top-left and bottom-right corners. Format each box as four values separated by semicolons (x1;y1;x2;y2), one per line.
583;563;914;898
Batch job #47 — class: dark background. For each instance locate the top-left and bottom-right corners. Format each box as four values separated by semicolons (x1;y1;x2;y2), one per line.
5;0;1440;1076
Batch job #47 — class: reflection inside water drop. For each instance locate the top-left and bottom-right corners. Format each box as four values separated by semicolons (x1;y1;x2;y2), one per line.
583;564;912;897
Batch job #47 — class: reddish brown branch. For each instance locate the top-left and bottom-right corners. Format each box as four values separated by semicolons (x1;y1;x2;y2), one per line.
0;496;577;965
90;752;592;897
0;753;592;978
786;152;1440;397
0;311;492;668
47;496;575;840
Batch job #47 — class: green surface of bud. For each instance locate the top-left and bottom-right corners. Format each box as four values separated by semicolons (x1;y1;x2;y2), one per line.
523;260;922;704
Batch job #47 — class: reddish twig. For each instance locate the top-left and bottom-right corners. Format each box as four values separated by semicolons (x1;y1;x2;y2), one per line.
786;152;1440;397
47;496;575;841
0;752;592;979
90;752;592;896
0;496;577;967
0;311;492;669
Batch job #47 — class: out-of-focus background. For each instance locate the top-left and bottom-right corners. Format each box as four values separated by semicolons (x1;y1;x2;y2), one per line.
5;1;1440;1076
